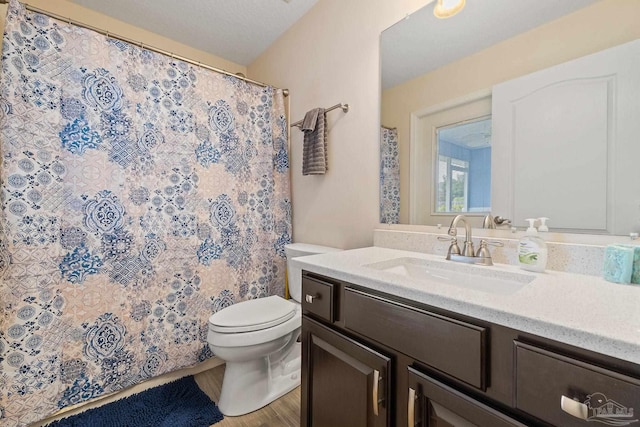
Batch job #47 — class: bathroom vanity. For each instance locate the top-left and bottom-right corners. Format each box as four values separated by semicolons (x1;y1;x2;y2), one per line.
296;247;640;427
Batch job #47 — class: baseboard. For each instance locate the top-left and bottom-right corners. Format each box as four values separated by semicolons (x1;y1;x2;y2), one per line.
29;357;225;427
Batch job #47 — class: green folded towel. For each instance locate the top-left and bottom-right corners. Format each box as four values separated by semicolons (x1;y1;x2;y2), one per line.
603;245;635;284
627;245;640;284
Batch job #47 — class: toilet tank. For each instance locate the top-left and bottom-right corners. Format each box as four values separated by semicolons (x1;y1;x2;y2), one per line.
285;243;341;303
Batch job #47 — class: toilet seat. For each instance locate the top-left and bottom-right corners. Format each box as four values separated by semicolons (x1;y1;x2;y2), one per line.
209;295;296;333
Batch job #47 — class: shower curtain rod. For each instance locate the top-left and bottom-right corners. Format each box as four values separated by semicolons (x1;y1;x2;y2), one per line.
0;0;289;96
290;103;349;128
381;125;397;130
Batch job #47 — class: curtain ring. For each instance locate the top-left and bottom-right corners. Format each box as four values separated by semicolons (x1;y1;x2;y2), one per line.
67;17;71;25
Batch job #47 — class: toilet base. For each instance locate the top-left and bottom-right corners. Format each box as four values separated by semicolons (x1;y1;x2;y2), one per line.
217;341;301;416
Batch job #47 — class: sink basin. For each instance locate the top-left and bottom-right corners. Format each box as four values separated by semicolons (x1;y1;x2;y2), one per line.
363;257;535;295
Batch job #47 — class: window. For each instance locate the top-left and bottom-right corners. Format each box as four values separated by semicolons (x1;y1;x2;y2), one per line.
434;116;491;214
437;155;469;212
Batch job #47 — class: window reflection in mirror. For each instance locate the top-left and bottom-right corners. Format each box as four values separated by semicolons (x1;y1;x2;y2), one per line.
434;116;491;214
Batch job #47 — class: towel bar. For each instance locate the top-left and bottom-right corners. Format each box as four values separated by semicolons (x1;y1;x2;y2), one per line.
291;103;349;128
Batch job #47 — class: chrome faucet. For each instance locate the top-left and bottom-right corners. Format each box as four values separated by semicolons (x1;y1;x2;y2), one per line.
482;214;496;229
443;214;503;266
448;214;474;256
482;214;511;229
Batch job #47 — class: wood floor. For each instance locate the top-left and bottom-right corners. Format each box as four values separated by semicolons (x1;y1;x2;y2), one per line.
195;364;301;427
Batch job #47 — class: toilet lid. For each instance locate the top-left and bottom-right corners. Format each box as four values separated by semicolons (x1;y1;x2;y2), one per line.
208;296;297;333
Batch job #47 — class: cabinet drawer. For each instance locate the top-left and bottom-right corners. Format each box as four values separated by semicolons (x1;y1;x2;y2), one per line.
302;276;336;323
515;341;640;426
344;288;487;389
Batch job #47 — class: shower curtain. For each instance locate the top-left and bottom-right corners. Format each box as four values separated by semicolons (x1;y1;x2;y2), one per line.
380;127;399;224
0;1;291;425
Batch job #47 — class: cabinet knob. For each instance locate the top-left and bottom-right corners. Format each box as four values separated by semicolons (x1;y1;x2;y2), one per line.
561;395;588;420
305;294;315;304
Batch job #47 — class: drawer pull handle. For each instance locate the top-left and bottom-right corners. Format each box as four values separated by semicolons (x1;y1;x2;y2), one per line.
561;395;588;420
373;369;380;416
408;387;416;427
305;294;315;303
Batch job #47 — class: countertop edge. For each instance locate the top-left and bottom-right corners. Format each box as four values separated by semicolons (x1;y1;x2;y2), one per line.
293;247;640;365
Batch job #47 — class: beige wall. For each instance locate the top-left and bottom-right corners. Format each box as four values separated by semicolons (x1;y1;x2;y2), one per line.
381;0;640;224
249;0;430;249
0;0;246;75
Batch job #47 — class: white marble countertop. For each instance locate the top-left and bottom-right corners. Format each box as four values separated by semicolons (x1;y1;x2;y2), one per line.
292;246;640;365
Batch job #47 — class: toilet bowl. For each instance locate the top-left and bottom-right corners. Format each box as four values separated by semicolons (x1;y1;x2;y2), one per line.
207;243;341;416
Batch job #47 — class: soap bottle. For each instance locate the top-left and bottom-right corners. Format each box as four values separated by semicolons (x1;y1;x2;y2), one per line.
538;217;549;232
518;219;548;272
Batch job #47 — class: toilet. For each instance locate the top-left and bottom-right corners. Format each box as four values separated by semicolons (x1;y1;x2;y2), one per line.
207;243;341;416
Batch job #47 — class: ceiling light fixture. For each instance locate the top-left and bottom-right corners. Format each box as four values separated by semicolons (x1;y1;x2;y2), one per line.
433;0;466;19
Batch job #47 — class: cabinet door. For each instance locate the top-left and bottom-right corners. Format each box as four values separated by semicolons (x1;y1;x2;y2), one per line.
408;367;526;427
303;317;391;427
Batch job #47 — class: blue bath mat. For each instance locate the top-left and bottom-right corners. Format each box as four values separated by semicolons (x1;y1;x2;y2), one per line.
47;375;224;427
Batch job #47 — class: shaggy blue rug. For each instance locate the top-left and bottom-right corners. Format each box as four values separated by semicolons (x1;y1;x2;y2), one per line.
47;376;224;427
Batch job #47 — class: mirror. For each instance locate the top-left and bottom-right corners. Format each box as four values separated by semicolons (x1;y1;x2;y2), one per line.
380;0;640;234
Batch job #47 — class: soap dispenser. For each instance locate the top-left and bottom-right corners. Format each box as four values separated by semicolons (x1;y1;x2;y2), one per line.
538;217;549;232
518;218;548;272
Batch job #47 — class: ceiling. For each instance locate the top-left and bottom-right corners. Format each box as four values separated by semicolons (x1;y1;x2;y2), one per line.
65;0;600;82
381;0;599;89
439;117;492;150
67;0;319;66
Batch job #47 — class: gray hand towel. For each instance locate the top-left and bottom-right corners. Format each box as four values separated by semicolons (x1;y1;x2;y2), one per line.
301;108;319;132
302;108;327;175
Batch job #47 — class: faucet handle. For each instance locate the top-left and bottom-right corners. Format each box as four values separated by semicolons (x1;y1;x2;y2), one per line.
475;239;503;259
438;236;461;259
494;216;511;226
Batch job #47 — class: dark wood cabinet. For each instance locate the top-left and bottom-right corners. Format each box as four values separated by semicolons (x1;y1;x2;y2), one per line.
301;275;338;323
514;341;640;427
344;288;487;390
408;367;526;427
301;271;640;427
303;317;392;427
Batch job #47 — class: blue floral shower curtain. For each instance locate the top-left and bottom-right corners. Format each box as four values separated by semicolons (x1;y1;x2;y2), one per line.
0;1;291;425
380;127;399;224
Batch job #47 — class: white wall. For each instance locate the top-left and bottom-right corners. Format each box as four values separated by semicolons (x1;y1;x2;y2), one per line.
249;0;430;249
